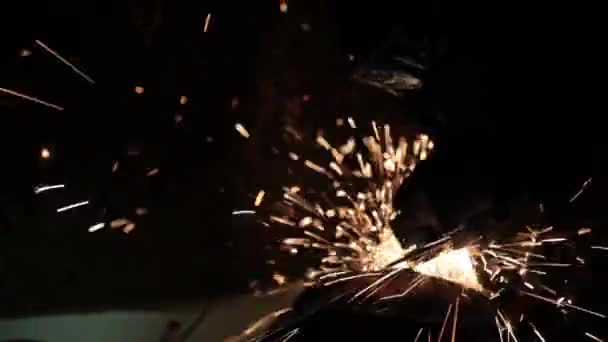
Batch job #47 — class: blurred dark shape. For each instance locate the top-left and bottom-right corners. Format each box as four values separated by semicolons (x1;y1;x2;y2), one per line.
160;319;182;342
351;31;430;96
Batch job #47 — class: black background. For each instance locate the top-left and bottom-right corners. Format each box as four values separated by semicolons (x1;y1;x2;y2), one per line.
0;0;602;339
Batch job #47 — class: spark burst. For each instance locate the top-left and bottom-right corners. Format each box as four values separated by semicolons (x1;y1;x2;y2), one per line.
247;120;603;341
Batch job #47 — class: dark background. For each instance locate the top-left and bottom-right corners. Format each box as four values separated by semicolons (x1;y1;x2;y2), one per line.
0;0;602;339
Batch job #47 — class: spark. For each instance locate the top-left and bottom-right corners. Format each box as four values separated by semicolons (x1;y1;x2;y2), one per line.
273;273;287;285
347;117;357;128
521;290;606;318
377;274;425;301
88;223;105;233
34;184;65;194
591;245;608;251
235;123;250;138
34;40;95;84
413;328;424;342
570;177;592;202
204;13;212;32
578;227;592;235
254;190;266;206
0;87;64;111
56;200;89;212
232;210;256;215
529;322;546;342
41;148;51;159
146;168;159;176
135;207;148;216
585;332;605;342
250;119;603;341
437;303;453;342
451;296;460;342
179;95;188;105
20;48;32;57
123;223;135;233
279;0;288;13
278;328;299;342
134;86;144;94
323;272;380;286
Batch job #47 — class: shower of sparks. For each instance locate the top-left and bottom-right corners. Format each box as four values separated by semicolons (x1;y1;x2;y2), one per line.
34;40;95;84
88;222;105;233
0;87;64;111
245;119;604;342
570;177;592;202
34;184;65;194
261;123;433;276
56;200;89;212
235;123;250;138
204;13;212;32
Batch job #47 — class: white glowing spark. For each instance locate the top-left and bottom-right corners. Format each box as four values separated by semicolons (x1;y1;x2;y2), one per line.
0;87;64;111
585;332;605;342
35;40;95;84
34;184;65;194
88;222;105;233
56;200;89;213
232;210;256;215
570;177;592;202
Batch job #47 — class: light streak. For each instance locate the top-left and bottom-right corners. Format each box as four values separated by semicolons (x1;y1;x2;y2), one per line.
570;177;592;202
204;13;212;32
35;40;95;84
56;200;89;212
529;322;546;342
232;210;256;215
88;223;105;233
34;184;65;194
0;87;64;111
585;332;605;342
254;190;266;207
451;296;460;342
521;290;606;318
437;303;453;342
413;328;424;342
